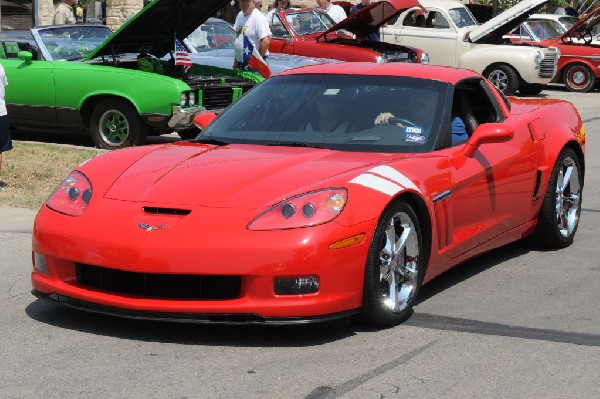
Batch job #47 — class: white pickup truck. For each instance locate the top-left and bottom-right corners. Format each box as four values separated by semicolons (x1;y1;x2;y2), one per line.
381;0;559;95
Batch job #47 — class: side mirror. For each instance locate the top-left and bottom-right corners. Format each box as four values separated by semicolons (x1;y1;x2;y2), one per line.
17;51;33;64
462;123;514;158
193;112;217;130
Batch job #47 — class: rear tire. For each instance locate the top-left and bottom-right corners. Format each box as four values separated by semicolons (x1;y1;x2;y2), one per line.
531;148;583;248
485;64;518;95
359;200;425;327
563;63;596;93
90;99;147;150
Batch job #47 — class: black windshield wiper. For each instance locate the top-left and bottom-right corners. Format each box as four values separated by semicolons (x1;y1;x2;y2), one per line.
194;138;230;146
267;142;329;149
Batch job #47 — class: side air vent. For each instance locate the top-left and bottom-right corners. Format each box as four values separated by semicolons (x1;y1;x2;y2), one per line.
143;207;191;215
532;170;542;200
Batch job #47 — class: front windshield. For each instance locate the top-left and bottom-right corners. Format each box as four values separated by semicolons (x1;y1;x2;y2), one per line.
286;10;335;35
186;21;235;52
558;16;579;30
201;74;449;153
448;7;478;28
526;20;564;40
38;26;112;61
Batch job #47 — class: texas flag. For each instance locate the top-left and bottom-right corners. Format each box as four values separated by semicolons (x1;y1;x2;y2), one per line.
241;35;271;79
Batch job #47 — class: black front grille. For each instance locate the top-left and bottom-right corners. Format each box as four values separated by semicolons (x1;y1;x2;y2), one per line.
201;83;255;110
75;264;241;300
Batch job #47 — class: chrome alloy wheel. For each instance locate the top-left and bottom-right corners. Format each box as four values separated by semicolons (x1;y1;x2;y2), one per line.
379;211;420;313
555;156;582;238
571;70;587;85
99;109;130;147
488;69;508;92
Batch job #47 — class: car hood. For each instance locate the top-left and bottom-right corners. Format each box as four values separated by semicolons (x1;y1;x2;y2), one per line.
84;0;230;60
103;143;408;209
557;5;600;42
321;0;422;39
468;0;549;43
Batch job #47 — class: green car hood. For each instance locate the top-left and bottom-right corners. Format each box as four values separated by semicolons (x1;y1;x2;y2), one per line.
84;0;230;61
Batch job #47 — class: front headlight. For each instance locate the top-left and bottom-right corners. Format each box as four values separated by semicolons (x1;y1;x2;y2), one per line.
46;171;92;216
179;93;188;107
420;52;430;64
375;55;386;64
247;188;348;230
534;50;542;68
188;92;196;106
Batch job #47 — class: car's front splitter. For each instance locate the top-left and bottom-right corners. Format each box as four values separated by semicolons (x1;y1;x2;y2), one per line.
32;290;360;325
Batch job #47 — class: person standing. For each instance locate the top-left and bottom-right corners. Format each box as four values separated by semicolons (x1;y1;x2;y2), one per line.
54;0;77;25
350;0;381;41
266;0;291;25
563;0;578;16
0;63;11;190
233;0;271;68
350;0;370;14
316;0;347;23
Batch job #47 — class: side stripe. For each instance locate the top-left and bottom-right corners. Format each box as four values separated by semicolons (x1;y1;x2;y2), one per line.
369;165;420;192
349;174;403;196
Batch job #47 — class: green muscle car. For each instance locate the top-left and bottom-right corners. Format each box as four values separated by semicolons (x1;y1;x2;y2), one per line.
0;0;260;149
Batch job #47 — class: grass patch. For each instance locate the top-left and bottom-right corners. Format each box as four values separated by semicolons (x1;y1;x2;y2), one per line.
0;141;105;209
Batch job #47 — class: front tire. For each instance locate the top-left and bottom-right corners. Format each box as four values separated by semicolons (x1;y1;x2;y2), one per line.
90;99;147;150
518;83;545;96
563;63;596;93
531;148;583;248
359;201;425;326
485;64;518;95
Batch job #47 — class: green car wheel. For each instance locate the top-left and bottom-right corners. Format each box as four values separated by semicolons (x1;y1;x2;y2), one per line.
90;99;147;150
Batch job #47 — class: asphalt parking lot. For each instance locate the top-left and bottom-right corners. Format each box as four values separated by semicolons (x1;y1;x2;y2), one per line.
1;84;599;398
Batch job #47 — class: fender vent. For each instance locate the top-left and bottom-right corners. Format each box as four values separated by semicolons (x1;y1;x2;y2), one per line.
532;170;542;200
143;207;191;215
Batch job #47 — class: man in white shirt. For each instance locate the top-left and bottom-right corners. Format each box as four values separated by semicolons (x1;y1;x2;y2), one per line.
316;0;347;23
53;0;77;24
233;0;271;68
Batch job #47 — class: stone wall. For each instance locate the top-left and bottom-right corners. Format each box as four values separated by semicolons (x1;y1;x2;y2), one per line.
105;0;144;31
38;0;57;26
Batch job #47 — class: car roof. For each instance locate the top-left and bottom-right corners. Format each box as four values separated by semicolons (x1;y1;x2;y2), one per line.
276;62;479;85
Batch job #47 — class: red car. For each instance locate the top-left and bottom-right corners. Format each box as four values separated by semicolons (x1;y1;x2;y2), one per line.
32;63;584;326
268;0;429;63
538;6;600;92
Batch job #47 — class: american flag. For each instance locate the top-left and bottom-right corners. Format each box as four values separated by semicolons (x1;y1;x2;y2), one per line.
174;37;192;73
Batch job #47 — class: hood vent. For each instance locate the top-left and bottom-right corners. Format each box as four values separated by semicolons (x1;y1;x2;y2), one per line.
143;207;191;216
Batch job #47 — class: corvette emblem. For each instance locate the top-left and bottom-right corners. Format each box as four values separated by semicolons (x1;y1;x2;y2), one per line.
138;223;169;233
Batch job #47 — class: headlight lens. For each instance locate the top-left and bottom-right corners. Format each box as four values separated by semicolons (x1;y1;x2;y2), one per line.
179;93;188;107
534;50;542;67
420;52;430;64
375;55;386;64
188;92;196;106
248;188;348;230
46;171;92;216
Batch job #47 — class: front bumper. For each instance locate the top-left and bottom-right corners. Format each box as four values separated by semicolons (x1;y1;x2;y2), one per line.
168;105;207;130
31;201;374;321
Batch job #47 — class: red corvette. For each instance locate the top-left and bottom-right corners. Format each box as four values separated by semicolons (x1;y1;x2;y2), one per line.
268;0;429;64
31;63;585;326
